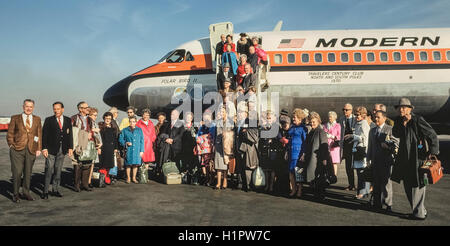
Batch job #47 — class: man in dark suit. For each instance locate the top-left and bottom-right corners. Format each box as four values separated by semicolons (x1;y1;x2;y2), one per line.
215;34;226;64
242;63;257;92
338;103;357;191
367;110;398;212
7;99;42;203
41;102;73;199
217;63;235;91
164;109;185;171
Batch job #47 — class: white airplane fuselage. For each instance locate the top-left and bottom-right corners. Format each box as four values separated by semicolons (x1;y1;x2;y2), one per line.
103;27;450;132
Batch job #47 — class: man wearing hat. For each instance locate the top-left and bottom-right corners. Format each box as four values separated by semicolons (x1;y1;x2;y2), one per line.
237;33;251;58
216;62;235;91
391;97;439;220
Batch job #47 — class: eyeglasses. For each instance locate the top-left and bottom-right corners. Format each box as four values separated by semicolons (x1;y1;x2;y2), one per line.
342;109;351;112
80;107;88;109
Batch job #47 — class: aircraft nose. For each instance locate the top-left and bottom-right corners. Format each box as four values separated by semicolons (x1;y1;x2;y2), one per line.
103;76;133;111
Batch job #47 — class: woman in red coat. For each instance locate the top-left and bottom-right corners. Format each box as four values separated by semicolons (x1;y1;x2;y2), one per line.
136;109;157;167
223;34;236;53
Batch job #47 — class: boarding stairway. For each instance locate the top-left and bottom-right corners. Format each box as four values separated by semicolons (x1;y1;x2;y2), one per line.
209;22;271;117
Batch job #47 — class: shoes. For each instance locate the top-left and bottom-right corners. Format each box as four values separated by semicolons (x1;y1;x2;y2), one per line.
355;194;368;200
345;186;356;191
81;187;92;192
132;180;138;184
41;193;49;200
53;191;63;198
23;193;35;201
385;206;392;213
213;186;220;190
125;180;131;184
408;213;427;220
12;194;20;203
221;187;227;190
88;184;94;188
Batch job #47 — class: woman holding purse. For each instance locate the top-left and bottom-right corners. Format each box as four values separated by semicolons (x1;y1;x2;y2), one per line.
213;106;235;190
323;111;341;176
99;112;118;185
344;106;371;199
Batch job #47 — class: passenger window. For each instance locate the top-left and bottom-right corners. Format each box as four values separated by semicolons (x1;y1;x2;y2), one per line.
407;52;415;62
341;53;349;62
274;54;283;64
166;49;186;63
354;52;361;62
315;53;322;63
288;54;296;63
301;53;309;63
393;52;401;62
185;51;194;61
380;52;388;62
420;51;428;61
433;51;441;61
367;52;375;62
447;51;450;61
328;53;336;62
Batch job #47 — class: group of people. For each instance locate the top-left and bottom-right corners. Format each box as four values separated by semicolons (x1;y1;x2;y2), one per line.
7;94;439;221
215;33;269;92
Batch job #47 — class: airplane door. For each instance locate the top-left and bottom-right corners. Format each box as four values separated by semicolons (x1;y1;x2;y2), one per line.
209;22;233;72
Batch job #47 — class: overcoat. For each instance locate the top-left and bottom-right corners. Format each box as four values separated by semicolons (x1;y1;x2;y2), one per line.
119;127;145;165
391;114;439;187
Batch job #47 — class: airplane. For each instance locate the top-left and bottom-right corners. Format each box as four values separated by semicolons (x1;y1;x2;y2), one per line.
103;21;450;133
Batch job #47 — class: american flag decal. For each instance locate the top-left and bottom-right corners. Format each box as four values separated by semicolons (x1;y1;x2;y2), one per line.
278;39;305;48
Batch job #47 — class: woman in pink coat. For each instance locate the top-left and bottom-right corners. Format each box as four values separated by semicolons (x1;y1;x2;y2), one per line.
136;109;157;166
322;111;341;175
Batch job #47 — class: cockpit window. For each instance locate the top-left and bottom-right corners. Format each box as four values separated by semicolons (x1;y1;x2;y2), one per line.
186;51;194;61
158;50;175;63
166;49;186;63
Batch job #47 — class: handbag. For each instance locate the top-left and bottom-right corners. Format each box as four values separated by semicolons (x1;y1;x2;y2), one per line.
360;165;373;183
419;156;444;185
109;166;118;176
78;141;97;161
138;163;149;184
353;146;366;161
294;166;305;183
252;167;266;187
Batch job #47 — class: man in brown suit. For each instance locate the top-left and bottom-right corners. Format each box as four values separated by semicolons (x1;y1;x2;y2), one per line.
7;99;42;203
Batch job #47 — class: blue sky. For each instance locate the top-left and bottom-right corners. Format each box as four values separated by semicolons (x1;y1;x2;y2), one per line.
0;0;449;118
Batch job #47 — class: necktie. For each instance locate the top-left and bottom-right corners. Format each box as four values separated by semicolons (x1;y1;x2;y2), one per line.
26;115;31;133
345;118;351;134
58;117;62;130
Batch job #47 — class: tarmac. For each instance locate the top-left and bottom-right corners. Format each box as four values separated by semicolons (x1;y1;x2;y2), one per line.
0;131;449;226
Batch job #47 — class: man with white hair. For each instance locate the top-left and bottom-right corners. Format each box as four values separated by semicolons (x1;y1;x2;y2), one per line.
339;103;357;191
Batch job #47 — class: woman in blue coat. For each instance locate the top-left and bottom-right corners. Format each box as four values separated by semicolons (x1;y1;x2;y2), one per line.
221;43;239;75
287;108;308;198
119;116;144;184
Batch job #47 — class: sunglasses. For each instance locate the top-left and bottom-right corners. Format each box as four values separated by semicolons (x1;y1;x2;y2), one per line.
342;109;351;111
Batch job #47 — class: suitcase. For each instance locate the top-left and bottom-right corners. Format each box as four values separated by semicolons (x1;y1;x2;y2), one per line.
162;161;181;185
420;156;444;185
165;173;182;184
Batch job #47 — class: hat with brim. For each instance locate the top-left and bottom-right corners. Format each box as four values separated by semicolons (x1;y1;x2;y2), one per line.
394;97;414;109
222;62;230;68
224;78;231;83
